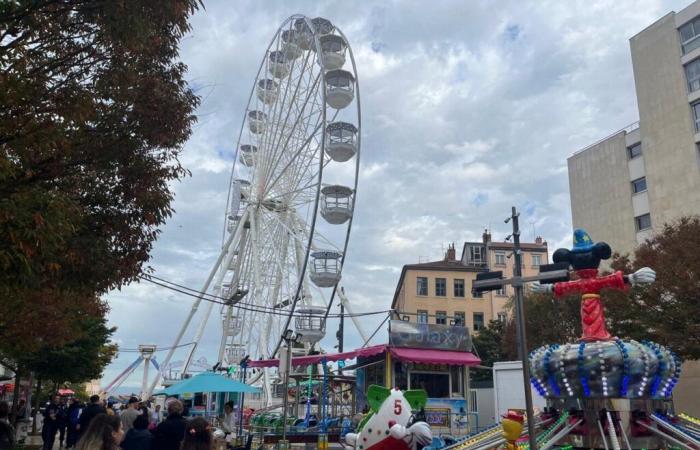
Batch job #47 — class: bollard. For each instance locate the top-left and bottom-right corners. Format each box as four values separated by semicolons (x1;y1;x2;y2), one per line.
277;439;290;450
317;433;329;450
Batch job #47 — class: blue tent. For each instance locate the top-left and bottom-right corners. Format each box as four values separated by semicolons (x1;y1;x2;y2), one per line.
156;372;260;396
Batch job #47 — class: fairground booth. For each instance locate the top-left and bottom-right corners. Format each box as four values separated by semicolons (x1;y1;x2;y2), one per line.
247;319;481;437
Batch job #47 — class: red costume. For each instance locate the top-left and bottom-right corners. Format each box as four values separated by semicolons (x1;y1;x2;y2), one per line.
551;269;627;341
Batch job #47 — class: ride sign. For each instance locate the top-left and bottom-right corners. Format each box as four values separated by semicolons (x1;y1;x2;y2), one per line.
388;320;471;351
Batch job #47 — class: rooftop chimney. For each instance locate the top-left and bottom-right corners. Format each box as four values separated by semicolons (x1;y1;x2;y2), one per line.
535;236;543;245
445;243;456;261
482;229;492;244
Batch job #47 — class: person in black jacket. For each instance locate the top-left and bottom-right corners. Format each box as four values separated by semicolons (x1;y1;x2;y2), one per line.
42;395;61;450
77;395;106;441
151;400;186;450
120;415;152;450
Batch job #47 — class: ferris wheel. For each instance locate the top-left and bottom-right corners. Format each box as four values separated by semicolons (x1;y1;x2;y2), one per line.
149;15;361;400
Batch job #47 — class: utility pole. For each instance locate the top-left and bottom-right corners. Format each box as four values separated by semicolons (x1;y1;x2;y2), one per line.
472;207;570;450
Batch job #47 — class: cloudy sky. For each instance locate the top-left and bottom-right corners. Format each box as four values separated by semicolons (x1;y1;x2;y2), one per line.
104;0;692;390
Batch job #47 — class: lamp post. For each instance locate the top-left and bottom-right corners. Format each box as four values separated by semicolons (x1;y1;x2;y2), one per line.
472;207;570;450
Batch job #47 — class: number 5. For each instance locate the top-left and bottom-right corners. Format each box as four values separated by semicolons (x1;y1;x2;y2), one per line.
394;400;402;415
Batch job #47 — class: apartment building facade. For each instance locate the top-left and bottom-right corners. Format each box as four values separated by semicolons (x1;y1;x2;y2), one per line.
391;232;548;332
567;0;700;416
568;1;700;256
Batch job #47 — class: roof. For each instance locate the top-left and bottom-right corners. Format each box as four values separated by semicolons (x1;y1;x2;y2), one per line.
247;344;481;368
391;259;485;309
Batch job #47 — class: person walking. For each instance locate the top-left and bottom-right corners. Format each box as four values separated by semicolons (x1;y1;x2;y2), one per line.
181;417;212;450
0;401;16;450
42;394;61;450
75;414;124;450
78;395;106;440
220;402;235;436
149;405;163;430
66;398;82;449
57;397;69;447
151;400;187;450
120;415;152;450
119;398;140;435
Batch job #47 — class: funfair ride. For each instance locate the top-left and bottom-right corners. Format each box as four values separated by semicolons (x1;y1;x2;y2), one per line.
438;229;699;450
148;16;361;403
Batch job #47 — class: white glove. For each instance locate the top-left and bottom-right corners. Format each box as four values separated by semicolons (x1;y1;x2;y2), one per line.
629;267;656;286
529;282;553;294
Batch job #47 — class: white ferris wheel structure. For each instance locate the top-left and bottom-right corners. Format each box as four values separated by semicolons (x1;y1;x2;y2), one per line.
148;15;364;402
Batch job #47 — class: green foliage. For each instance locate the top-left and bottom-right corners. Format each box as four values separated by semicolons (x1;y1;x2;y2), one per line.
0;0;200;375
471;320;508;381
606;216;700;360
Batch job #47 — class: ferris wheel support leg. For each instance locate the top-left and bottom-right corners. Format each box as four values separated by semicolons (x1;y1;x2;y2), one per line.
104;357;143;398
141;357;151;400
146;209;249;397
217;305;233;364
183;209;251;375
337;287;369;344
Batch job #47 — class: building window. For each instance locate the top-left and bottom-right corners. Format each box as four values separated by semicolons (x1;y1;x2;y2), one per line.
628;143;642;159
494;252;506;266
635;213;652;231
631;177;647;194
416;277;428;296
473;313;485;331
454;279;465;297
472;288;483;298
410;372;449;398
495;287;506;296
454;312;465;326
680;17;700;54
469;245;484;262
417;310;428;324
435;278;446;296
693;102;700;132
531;254;542;267
497;312;507;322
687;59;700;92
435;311;447;325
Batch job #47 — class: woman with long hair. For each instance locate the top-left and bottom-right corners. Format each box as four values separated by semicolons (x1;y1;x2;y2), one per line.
181;417;212;450
75;413;123;450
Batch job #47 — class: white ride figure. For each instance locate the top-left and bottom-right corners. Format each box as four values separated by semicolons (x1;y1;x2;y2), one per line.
345;385;432;450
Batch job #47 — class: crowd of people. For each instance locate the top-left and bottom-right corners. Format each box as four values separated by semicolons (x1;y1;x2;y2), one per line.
0;394;229;450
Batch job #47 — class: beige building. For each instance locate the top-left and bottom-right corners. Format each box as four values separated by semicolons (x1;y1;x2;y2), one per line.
391;232;548;332
568;1;700;416
569;1;700;256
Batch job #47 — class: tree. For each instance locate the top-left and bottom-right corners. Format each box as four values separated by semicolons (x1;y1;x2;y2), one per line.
605;216;700;360
471;320;508;382
0;0;200;412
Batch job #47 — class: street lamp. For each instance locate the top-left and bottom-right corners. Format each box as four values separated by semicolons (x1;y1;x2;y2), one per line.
472;207;570;450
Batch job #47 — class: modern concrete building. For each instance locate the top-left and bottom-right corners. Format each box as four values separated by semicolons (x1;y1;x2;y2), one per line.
568;0;700;416
391;232;548;332
569;1;700;256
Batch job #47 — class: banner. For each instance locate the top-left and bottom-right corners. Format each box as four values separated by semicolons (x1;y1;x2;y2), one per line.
389;320;471;351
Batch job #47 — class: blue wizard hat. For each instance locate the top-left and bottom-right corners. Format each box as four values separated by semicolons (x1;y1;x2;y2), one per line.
571;229;595;253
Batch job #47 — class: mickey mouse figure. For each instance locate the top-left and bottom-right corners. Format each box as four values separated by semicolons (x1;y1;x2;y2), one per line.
531;229;655;341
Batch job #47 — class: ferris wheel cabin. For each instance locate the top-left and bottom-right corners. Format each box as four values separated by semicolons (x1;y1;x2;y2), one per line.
311;17;334;36
247;110;267;134
294;306;327;344
325;69;355;110
225;344;246;365
256;79;278;105
238;144;257;167
268;50;289;78
321;185;353;224
281;29;303;60
309;250;342;287
235;179;251;200
319;35;347;71
222;315;242;337
293;19;313;50
326;122;358;162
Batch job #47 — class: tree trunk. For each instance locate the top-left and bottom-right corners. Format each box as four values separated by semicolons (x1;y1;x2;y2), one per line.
11;370;21;426
32;377;42;435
